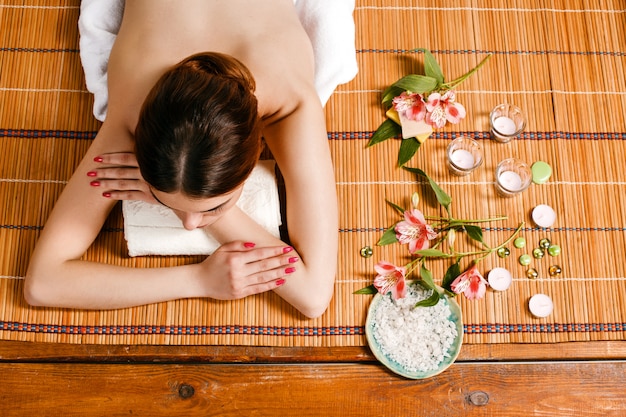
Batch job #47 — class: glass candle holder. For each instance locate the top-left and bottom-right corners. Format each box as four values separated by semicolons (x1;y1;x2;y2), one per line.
446;137;483;176
489;104;526;143
495;158;532;197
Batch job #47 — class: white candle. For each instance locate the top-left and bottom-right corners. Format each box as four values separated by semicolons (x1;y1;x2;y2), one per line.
532;204;557;228
488;267;512;291
529;294;554;318
450;149;475;169
498;170;523;191
493;116;517;135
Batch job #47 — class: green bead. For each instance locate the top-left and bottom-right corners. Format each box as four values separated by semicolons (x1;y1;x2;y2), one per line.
548;244;561;257
514;237;526;249
531;161;553;184
532;248;545;259
526;268;539;279
539;238;551;249
360;246;373;258
497;247;511;258
519;254;532;266
549;265;562;277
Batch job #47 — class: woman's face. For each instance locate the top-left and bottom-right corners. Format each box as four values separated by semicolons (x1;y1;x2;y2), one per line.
149;186;243;230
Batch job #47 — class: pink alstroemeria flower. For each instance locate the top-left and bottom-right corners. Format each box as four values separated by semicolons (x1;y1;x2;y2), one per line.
425;90;467;128
392;92;427;121
395;209;438;254
450;264;488;300
373;261;407;300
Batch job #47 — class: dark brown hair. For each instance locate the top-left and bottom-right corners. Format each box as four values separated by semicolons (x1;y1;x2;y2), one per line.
135;52;262;198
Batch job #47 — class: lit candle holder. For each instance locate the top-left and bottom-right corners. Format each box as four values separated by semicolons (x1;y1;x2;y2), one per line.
528;294;554;318
489;104;526;143
446;137;483;176
495;158;532;197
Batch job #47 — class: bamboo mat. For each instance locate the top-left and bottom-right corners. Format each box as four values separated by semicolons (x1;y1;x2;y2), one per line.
1;0;625;346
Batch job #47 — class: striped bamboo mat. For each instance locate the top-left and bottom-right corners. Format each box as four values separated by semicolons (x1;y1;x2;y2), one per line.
1;0;625;346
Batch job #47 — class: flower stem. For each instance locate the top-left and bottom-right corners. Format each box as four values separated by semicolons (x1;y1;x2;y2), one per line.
441;54;492;91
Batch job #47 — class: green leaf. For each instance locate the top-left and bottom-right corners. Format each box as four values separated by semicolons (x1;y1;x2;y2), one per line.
386;199;406;216
353;285;377;295
414;290;440;308
391;74;438;94
397;137;421;167
415;249;449;258
420;265;436;290
381;85;406;107
442;261;461;292
415;48;444;85
377;225;399;246
367;119;401;147
464;225;485;244
403;167;452;210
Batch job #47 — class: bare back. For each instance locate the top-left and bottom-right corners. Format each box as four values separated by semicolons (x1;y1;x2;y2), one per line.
107;0;316;133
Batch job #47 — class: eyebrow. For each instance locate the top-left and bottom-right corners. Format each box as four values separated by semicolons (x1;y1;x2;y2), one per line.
148;188;229;213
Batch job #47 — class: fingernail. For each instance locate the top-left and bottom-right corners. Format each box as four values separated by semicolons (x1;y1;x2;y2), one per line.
282;247;294;254
288;257;299;264
243;242;256;248
90;181;100;187
93;156;103;162
87;171;97;177
276;279;286;287
102;192;111;198
285;267;296;274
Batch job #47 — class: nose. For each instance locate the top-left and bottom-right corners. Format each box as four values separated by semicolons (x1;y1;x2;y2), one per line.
181;212;204;230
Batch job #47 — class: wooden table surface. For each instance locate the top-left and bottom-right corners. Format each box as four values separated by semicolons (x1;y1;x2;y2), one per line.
1;340;625;416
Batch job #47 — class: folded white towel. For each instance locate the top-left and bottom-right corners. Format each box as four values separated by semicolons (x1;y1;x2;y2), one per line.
122;160;281;257
78;0;358;121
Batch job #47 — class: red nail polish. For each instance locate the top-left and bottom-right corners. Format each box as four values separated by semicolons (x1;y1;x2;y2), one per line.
288;257;299;264
243;242;256;248
102;192;111;198
276;279;286;287
87;171;97;177
285;267;296;274
90;181;100;187
283;247;294;254
93;156;103;162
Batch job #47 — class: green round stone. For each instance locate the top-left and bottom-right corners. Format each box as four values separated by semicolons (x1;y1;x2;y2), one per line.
497;247;511;258
519;254;532;266
532;247;545;259
531;161;552;184
359;246;373;258
548;244;561;257
514;237;526;248
539;238;551;249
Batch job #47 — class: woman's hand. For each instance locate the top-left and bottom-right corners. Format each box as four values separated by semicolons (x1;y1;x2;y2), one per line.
197;241;299;300
87;152;157;204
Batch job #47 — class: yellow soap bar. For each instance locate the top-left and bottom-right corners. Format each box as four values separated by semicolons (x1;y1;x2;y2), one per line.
386;108;433;143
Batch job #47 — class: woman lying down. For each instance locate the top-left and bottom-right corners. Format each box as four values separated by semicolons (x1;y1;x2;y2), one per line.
25;0;339;318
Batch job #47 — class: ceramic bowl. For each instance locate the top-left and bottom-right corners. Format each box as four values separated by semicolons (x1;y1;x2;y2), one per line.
365;288;463;379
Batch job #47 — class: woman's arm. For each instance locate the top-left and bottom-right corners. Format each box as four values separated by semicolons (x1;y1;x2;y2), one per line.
24;123;294;309
247;92;339;318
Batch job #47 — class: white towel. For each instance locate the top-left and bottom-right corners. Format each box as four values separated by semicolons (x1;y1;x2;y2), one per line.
122;160;282;257
78;0;358;121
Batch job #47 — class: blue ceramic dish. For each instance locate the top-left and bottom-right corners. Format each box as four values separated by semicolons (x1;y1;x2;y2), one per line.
365;288;463;379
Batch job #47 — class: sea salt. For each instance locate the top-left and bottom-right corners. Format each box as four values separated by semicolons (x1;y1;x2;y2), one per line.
371;284;458;373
